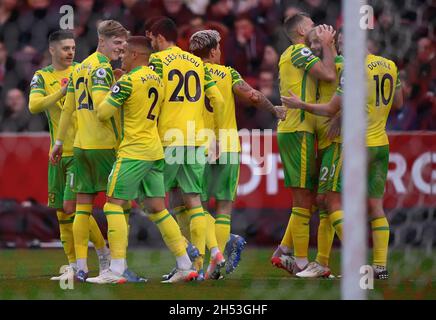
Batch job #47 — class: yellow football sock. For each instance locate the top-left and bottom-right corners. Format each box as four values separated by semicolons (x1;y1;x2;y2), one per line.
187;206;206;270
329;210;343;241
215;213;231;253
73;204;92;260
174;206;190;241
371;217;390;267
104;203;127;260
89;215;106;250
123;201;131;248
315;211;335;266
57;210;76;264
149;209;186;257
280;212;294;249
205;211;218;251
290;207;311;258
187;206;206;255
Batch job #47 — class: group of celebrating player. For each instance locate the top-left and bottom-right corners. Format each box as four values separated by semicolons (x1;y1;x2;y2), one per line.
271;13;402;280
28;12;401;285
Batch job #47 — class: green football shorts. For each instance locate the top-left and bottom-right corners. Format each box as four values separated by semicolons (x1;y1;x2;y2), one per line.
326;142;343;193
317;146;333;194
73;147;115;194
163;146;206;194
367;145;389;198
201;152;240;202
324;143;389;198
107;157;165;200
48;156;76;208
277;131;316;190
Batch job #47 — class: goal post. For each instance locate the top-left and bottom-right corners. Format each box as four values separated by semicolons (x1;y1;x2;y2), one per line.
342;0;368;300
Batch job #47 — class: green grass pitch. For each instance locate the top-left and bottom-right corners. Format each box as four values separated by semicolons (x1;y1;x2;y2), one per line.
0;248;434;300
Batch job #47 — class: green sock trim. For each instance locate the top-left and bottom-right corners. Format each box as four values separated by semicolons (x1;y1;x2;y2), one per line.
372;226;390;231
370;217;386;222
188;205;203;211
332;219;343;227
189;213;205;221
76;211;91;216
215;220;231;225
154;213;171;225
174;207;187;215
216;214;231;220
292;211;311;219
59;217;75;224
319;210;328;217
292;207;311;215
104;211;125;215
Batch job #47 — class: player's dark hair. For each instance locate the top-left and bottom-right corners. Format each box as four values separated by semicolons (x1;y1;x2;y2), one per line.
127;36;153;54
150;17;178;43
144;16;166;33
283;12;310;41
48;30;74;44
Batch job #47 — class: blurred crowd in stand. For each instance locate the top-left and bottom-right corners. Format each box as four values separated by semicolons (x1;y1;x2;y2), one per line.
0;0;434;132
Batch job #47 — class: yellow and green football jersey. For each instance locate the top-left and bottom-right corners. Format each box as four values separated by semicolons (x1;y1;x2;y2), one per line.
64;51;119;149
336;54;401;147
278;44;320;133
315;55;344;148
29;64;76;156
203;63;243;153
149;46;217;147
103;65;165;161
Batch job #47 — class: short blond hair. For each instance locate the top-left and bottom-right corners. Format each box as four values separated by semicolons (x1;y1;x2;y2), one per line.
97;20;129;38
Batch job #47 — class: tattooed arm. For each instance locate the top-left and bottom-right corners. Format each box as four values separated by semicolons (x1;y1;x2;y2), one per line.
232;80;286;120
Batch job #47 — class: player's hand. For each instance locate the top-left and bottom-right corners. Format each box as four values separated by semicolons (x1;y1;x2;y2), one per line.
319;24;336;37
316;24;336;46
281;89;303;109
273;105;287;120
327;113;341;140
113;68;125;81
49;144;63;165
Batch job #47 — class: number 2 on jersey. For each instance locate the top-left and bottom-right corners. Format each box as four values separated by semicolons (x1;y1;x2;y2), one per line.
147;87;158;120
76;77;94;110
